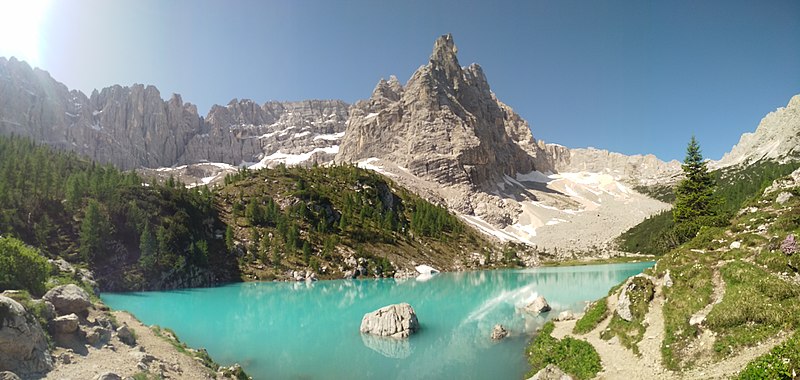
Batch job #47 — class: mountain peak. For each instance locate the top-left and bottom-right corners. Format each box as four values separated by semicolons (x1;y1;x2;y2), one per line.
430;34;461;76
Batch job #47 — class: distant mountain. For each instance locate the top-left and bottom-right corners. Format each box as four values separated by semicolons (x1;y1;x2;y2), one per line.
713;94;800;169
335;35;670;254
0;56;348;170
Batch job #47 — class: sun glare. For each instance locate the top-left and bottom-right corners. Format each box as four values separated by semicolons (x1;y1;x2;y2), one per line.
0;0;50;67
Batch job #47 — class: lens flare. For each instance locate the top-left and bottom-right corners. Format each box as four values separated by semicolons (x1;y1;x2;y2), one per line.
0;0;51;67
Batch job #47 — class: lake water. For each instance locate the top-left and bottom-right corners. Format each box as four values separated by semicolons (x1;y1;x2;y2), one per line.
102;262;653;380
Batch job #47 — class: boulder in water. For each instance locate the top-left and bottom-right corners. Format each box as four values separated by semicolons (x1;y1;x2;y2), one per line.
360;303;419;338
491;324;509;340
524;296;551;314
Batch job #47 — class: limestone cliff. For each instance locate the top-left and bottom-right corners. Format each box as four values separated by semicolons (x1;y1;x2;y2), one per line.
0;57;348;170
336;34;553;193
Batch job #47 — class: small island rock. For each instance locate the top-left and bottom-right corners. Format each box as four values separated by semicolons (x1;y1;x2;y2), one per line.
525;296;551;314
360;303;419;338
490;324;509;340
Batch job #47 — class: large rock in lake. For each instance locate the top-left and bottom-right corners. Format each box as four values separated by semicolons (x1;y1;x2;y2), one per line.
43;284;91;315
360;303;419;338
0;296;53;376
524;296;551;314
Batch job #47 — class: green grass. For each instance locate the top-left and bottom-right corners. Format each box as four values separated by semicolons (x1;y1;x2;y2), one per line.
526;321;602;380
573;297;609;334
599;276;655;355
738;330;800;379
658;250;715;370
705;261;800;357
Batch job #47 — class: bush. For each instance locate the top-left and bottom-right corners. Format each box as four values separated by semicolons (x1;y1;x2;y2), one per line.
0;236;51;296
573;298;608;334
527;321;602;379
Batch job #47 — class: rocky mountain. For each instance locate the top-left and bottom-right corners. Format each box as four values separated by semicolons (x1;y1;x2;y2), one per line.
713;94;800;169
336;35;670;254
0;57;348;171
549;146;682;187
337;34;555;195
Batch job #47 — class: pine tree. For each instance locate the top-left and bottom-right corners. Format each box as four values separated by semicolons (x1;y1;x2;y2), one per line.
79;199;105;261
673;136;720;225
225;225;235;253
139;222;157;270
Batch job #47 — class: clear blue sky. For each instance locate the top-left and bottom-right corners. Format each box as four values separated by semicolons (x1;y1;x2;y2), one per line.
2;0;799;161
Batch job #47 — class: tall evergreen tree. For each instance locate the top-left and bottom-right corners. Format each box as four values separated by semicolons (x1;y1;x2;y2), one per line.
79;199;105;261
673;136;719;225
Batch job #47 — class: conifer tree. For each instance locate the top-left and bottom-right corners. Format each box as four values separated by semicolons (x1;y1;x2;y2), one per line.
79;199;105;261
673;136;719;225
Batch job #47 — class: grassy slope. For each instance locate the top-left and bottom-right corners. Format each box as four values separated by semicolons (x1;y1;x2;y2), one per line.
527;169;800;377
618;160;800;255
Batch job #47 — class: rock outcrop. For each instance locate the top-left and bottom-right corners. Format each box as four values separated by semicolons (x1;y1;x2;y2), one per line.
714;94;800;169
43;284;91;315
0;296;53;376
360;303;420;338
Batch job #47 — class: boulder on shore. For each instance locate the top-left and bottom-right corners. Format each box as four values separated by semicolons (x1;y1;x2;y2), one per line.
49;313;80;334
555;310;575;322
360;303;419;338
524;296;551;314
528;364;574;380
0;296;53;376
43;284;91;315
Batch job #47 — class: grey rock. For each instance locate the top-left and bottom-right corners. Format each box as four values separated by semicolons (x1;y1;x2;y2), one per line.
0;372;21;380
663;270;673;287
490;324;509;340
528;364;574;380
524;296;552;314
42;284;91;315
85;325;112;346
777;191;793;205
49;313;80;334
555;310;575;321
551;147;681;188
116;324;136;346
360;303;420;338
94;373;122;380
0;296;53;376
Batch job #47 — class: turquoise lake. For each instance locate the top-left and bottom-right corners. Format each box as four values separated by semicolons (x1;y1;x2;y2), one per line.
102;262;653;379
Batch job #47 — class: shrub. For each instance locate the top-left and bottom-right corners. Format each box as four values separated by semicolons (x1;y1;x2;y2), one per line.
0;236;51;296
527;321;602;379
573;298;608;334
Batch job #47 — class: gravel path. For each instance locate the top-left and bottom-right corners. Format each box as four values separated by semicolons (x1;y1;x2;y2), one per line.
550;280;785;380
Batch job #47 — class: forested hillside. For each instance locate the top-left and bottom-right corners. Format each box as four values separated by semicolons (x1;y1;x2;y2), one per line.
618;160;800;255
217;164;499;281
0;135;500;292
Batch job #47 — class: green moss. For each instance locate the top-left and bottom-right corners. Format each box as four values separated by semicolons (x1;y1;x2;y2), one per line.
573;297;608;334
526;321;602;380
